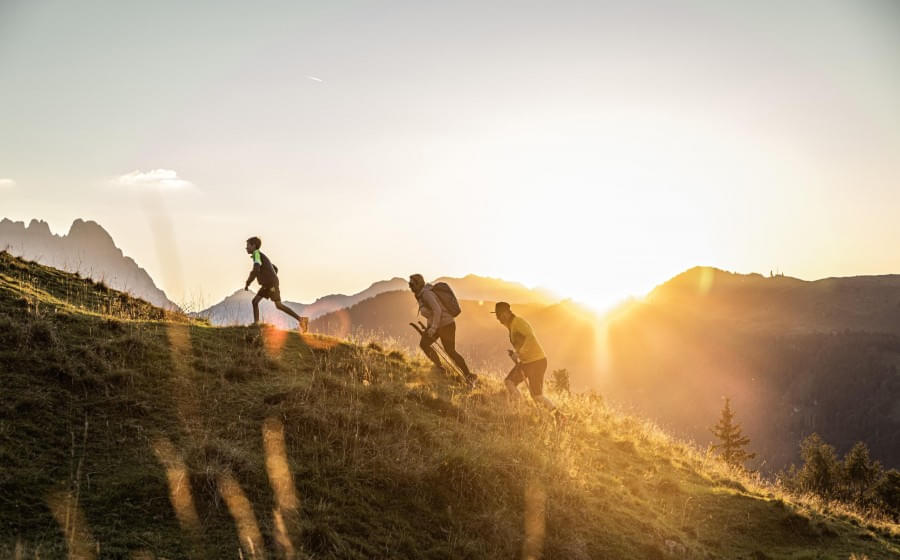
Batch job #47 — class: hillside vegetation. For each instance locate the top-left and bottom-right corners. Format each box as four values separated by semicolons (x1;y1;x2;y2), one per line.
1;252;898;559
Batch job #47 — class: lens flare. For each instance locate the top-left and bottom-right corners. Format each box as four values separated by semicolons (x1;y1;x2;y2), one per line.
261;325;288;358
218;473;267;560
46;490;97;560
152;438;201;535
263;416;301;558
521;479;546;560
165;323;200;428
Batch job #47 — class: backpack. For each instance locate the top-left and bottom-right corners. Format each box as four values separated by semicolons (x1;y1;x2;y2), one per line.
430;282;461;317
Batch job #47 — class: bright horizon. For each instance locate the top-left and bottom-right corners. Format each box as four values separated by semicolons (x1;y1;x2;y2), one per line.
2;1;899;311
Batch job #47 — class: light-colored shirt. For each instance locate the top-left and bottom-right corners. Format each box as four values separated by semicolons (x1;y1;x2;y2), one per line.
418;284;454;331
508;315;545;364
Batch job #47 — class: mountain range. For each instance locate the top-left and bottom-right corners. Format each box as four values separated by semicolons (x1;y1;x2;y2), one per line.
0;218;178;310
196;275;557;329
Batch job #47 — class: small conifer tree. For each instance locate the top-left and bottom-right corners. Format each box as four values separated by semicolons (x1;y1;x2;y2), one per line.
843;441;881;504
796;433;840;496
711;398;756;467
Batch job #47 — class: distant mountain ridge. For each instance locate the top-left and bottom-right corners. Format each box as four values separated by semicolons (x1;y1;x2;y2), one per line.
194;278;410;327
430;274;557;306
647;266;900;334
197;274;557;328
606;266;900;471
0;218;178;310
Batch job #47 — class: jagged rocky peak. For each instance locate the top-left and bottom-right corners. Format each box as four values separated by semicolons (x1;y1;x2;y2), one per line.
67;219;116;247
0;217;179;310
26;219;53;236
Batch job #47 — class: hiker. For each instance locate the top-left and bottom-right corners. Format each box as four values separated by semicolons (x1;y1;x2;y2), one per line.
243;236;309;332
409;274;478;386
492;302;564;422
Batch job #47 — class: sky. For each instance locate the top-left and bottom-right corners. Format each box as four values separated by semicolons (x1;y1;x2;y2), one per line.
2;0;899;311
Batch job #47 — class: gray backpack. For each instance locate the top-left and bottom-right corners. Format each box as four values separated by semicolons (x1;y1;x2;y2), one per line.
430;282;461;317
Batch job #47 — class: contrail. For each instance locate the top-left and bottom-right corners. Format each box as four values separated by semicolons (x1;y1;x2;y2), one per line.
306;75;324;83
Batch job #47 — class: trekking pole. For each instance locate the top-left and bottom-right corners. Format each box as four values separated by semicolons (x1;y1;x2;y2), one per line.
409;322;457;375
425;325;474;387
410;322;460;376
409;322;467;383
419;321;466;381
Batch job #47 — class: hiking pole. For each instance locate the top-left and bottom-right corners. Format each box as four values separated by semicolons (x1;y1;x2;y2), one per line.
409;322;459;377
410;322;461;377
416;321;467;380
409;322;468;383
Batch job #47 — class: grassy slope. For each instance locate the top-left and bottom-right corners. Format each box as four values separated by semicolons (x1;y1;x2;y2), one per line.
1;252;898;559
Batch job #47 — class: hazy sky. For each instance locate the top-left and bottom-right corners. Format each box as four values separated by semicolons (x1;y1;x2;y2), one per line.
2;0;899;310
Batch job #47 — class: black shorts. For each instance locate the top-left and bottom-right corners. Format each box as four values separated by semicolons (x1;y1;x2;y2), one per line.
505;358;548;397
257;284;281;303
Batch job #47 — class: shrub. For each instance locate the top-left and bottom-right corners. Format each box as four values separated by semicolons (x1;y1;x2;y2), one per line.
550;368;571;394
842;442;882;506
25;318;58;349
0;315;23;347
873;469;900;520
387;350;406;361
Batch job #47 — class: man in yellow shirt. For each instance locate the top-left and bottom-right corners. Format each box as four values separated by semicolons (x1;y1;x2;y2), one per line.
492;302;563;421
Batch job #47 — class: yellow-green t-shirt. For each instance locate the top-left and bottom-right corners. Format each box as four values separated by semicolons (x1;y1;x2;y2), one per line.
509;316;545;364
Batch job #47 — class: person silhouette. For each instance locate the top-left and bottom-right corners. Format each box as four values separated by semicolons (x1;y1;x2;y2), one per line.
243;236;308;332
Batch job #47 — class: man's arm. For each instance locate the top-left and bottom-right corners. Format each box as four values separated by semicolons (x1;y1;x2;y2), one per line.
422;289;443;335
245;267;258;289
511;332;527;351
245;251;261;289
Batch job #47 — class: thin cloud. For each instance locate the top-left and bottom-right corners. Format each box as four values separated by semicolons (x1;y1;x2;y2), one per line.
112;169;194;190
306;75;324;83
0;178;15;188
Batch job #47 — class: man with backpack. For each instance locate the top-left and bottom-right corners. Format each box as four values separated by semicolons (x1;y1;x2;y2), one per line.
244;236;309;332
409;274;478;387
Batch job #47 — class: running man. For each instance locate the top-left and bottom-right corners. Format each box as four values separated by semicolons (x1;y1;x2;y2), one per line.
492;301;564;422
244;236;309;332
409;274;478;386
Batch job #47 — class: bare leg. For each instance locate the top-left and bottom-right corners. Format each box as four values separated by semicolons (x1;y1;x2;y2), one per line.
274;301;302;322
520;358;564;420
252;294;263;324
505;379;522;402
